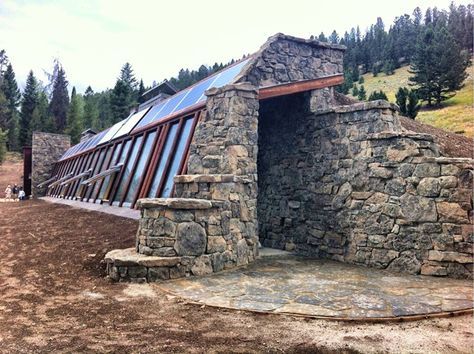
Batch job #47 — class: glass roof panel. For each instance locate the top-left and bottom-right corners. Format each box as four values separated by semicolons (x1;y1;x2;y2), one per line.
196;58;250;103
132;58;249;134
98;118;128;145
111;107;150;141
173;76;216;113
134;99;168;130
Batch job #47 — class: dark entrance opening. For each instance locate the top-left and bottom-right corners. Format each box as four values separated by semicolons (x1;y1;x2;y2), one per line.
257;92;313;251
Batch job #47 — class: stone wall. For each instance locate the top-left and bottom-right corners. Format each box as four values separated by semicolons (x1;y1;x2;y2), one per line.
32;132;70;198
236;33;345;87
258;97;473;278
105;84;260;282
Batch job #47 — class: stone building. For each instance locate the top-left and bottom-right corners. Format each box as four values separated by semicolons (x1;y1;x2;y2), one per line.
43;34;473;281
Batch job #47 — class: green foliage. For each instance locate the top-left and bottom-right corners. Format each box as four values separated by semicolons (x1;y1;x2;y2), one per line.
406;89;420;119
395;87;408;115
329;30;339;44
0;63;21;150
83;86;99;130
409;24;470;106
396;87;420;118
0;127;7;164
66;87;84;144
357;85;367;101
19;71;38;147
317;32;328;42
368;90;388;101
137;80;146;104
352;85;359;96
49;64;69;132
30;90;50;133
358;76;364;84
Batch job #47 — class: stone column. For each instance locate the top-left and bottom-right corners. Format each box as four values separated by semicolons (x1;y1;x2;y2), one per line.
32;132;70;198
187;82;259;176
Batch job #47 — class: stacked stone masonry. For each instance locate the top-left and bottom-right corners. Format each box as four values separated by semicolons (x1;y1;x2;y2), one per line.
105;33;472;282
258;96;473;279
32;132;70;198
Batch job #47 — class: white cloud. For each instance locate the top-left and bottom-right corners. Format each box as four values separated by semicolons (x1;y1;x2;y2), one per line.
0;0;459;93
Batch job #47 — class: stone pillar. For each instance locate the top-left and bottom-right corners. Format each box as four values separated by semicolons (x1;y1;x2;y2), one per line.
32;132;70;198
105;83;261;282
187;82;259;176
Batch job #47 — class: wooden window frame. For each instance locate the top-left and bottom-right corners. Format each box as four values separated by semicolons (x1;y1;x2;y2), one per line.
108;137;135;205
118;133;147;207
92;142;120;203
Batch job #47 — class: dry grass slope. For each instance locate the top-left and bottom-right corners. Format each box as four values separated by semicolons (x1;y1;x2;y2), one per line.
351;65;473;137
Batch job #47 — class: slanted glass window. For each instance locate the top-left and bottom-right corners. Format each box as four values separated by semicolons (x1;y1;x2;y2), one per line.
75;150;98;199
147;123;179;197
161;117;194;197
65;155;86;198
112;136;143;205
122;131;157;206
84;148;106;200
97;142;123;201
70;153;93;198
90;145;114;201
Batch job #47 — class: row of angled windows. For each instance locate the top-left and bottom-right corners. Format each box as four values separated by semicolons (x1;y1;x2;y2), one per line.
48;111;200;208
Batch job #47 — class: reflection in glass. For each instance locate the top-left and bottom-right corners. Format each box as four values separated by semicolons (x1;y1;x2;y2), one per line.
147;124;179;197
113;136;143;204
123;131;157;205
97;143;123;201
161;118;194;197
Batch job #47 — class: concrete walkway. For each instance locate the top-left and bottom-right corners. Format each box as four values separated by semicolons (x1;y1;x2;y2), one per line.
157;255;473;320
40;196;140;219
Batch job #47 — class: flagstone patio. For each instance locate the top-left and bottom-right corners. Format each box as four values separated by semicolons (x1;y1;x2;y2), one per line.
156;254;473;320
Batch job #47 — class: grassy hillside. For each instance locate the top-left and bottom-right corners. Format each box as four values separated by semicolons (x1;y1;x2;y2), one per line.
351;65;473;137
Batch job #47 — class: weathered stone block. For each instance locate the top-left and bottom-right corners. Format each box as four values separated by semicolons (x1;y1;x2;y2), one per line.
191;255;213;276
428;250;472;263
174;222;207;256
417;178;441;197
207;236;227;253
437;202;469;223
148;267;170;281
400;194;437;222
413;163;440;177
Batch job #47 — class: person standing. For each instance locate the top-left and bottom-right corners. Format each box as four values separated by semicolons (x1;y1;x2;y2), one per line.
18;187;26;201
4;185;12;201
12;184;18;201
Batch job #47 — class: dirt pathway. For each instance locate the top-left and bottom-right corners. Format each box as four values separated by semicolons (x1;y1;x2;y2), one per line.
0;200;472;353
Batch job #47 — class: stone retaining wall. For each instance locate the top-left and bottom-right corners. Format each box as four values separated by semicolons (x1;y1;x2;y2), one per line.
32;132;70;198
258;98;473;278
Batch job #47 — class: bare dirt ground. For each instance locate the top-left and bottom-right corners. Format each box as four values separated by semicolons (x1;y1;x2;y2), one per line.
0;152;23;191
0;200;473;353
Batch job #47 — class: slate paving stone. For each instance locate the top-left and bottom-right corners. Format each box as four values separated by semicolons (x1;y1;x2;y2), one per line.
156;255;474;319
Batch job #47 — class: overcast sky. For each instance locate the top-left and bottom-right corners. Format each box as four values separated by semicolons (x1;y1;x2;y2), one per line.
0;0;462;93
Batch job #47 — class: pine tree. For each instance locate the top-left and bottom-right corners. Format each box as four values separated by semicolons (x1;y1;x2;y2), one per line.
395;87;408;115
0;127;7;164
1;63;21;150
368;90;388;101
19;71;39;147
49;65;69;132
83;86;99;129
30;90;51;133
137;80;146;104
110;79;132;123
357;85;367;100
409;25;470;106
406;90;420;119
66;87;84;144
110;63;139;122
329;30;339;44
352;85;359;96
317;32;328;42
119;63;138;90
